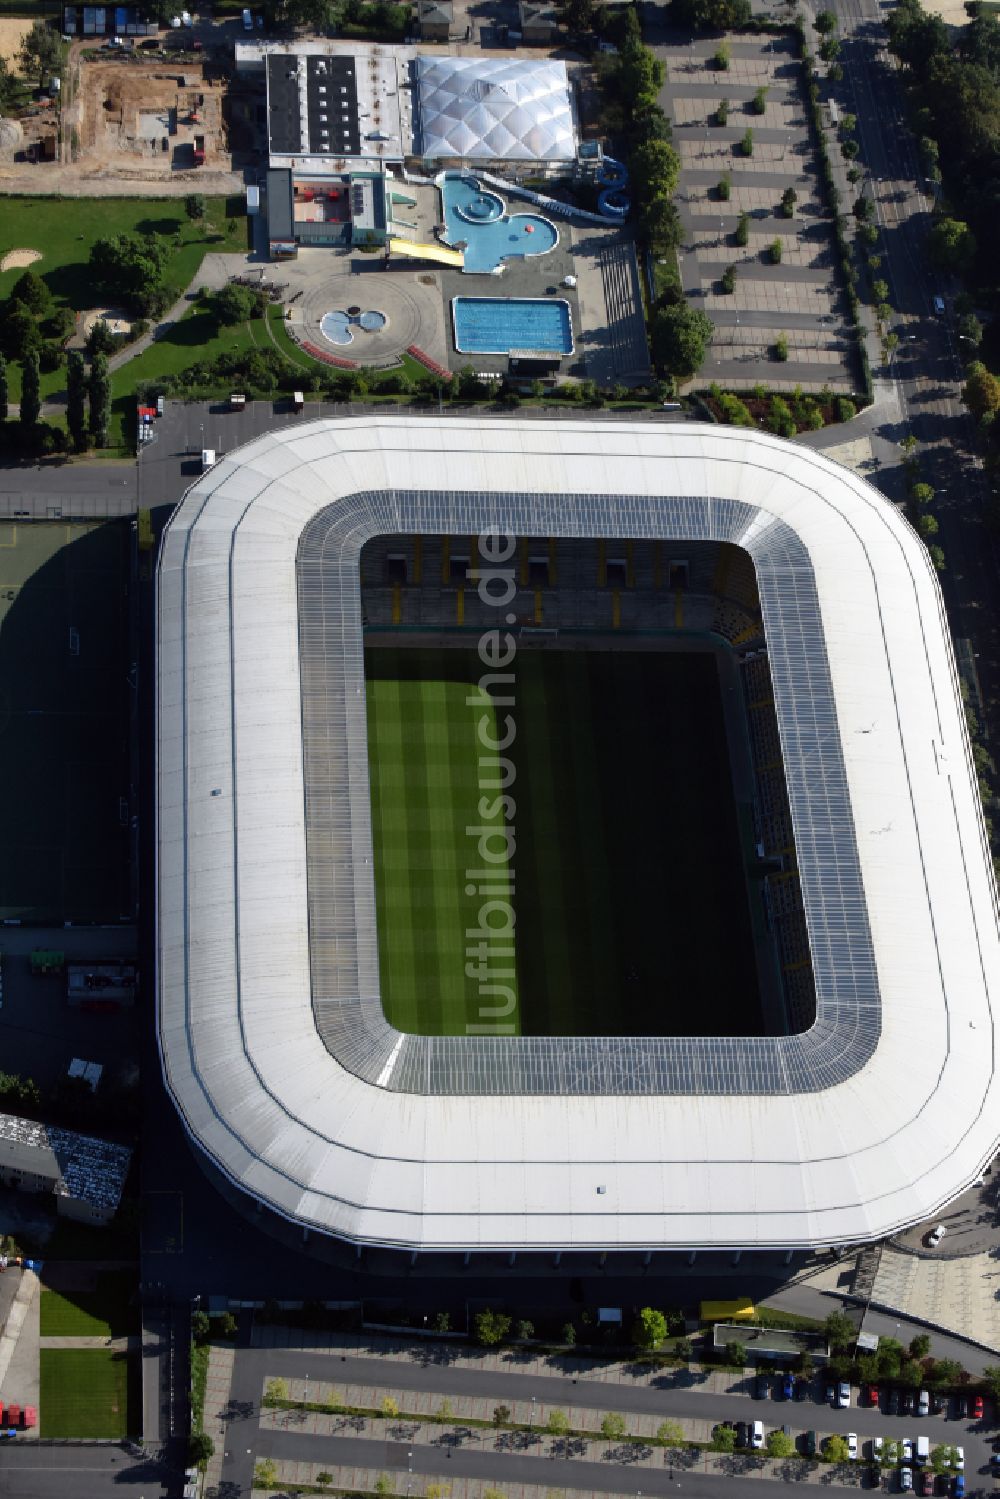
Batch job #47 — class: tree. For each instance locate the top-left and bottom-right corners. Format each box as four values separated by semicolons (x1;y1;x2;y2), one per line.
547;1409;571;1437
317;1476;333;1490
724;1340;746;1368
212;283;259;327
796;1350;814;1376
216;1311;238;1339
929;544;946;572
255;1458;278;1486
671;0;751;27
515;1320;534;1342
715;98;730;125
0;56;16;115
562;0;596;30
381;1396;399;1418
713;41;731;70
882;1440;903;1466
617;40;665;110
957;313;983;349
718;175;731;200
735;211;750;247
191;1309;210;1343
0;304;42;363
19;351;40;431
984;1367;1000;1403
88;347;110;446
561;1323;576;1346
0;354;8;424
780;187;797;218
263;1376;289;1406
436;1398;454;1423
374;1478;393;1497
774;334;789;361
657;1419;686;1447
929;1358;963;1384
66;350;87;452
931;1445;960;1474
815;9;837;32
675;1338;693;1361
601;1412;627;1442
928;218;977;274
770;238;783;264
19;21;61;87
740;127;754;156
753;86;768;114
651;303;713;376
910;1334;932;1360
963;361;1000;423
433;1311;451;1333
185;193;206;220
721;265;737;294
712;1422;737;1452
767;1428;795;1458
89;233;171;317
10;270;52;318
820;35;840;62
823;1434;851;1463
629;138;681;203
633;1307;668;1349
475;1309;511;1346
285;0;333;27
824;1309;856;1350
493;1404;511;1428
188;1431;214;1465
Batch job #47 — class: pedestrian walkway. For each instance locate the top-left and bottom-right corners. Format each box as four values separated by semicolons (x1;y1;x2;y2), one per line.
39;1333;136;1351
202;1342;236;1497
259;1377;717;1443
871;1246;1000;1354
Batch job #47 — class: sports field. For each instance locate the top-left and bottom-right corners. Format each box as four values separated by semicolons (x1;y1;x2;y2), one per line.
0;521;130;922
365;647;761;1038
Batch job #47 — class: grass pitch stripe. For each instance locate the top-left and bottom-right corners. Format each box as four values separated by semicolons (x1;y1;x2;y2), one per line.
367;676;418;1026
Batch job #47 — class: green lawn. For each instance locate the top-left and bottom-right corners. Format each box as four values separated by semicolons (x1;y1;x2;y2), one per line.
365;647;761;1038
0;520;130;922
39;1349;133;1438
0;195;247;403
40;1271;136;1338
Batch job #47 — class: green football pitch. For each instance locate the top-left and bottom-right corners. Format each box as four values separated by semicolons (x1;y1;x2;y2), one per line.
366;647;761;1039
0;521;130;923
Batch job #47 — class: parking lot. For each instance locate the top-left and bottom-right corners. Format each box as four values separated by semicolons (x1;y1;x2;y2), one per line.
659;34;856;392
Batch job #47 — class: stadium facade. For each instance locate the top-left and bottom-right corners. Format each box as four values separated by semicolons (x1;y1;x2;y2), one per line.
156;417;1000;1253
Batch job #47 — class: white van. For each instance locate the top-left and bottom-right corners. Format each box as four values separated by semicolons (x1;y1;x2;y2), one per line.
201;448;216;471
916;1436;930;1465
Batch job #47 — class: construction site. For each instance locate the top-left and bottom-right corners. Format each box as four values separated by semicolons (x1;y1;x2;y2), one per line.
67;52;229;174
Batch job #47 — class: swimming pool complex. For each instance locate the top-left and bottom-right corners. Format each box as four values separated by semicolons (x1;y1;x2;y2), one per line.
320;309;389;345
440;174;558;275
452;296;574;356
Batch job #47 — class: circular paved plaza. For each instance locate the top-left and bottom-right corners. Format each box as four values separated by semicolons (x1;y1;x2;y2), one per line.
294;266;444;368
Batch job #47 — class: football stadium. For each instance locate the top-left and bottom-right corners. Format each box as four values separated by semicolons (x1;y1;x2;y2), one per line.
156;417;1000;1254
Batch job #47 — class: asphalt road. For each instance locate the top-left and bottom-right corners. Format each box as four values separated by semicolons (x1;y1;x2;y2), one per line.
259;1427;868;1498
0;1445;172;1498
0;460;136;519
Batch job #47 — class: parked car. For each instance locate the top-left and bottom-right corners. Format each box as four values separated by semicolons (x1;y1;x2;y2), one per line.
927;1223;947;1247
957;1397;968;1421
902;1440;914;1464
848;1433;859;1461
919;1391;930;1417
751;1421;764;1450
794;1378;809;1402
782;1374;795;1401
920;1471;935;1496
952;1477;964;1499
953;1447;964;1471
988;1453;1000;1472
900;1467;914;1492
736;1421;749;1449
865;1384;880;1407
888;1388;900;1415
871;1436;884;1463
755;1373;770;1399
805;1430;817;1457
972;1395;984;1420
826;1384;836;1405
903;1391;916;1416
838;1382;852;1408
932;1392;946;1416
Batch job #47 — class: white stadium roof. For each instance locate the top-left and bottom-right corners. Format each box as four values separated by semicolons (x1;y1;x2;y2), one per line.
414;57;577;163
157;417;1000;1253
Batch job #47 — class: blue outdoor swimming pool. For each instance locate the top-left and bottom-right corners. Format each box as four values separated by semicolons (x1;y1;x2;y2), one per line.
440;174;558;275
452;297;574;356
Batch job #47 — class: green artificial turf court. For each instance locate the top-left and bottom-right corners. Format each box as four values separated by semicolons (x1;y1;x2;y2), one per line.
365;646;762;1039
0;520;130;922
39;1349;134;1438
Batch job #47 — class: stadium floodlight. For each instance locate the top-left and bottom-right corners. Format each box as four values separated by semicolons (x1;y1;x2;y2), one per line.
157;417;1000;1253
